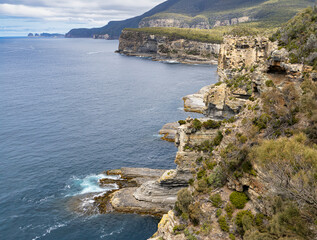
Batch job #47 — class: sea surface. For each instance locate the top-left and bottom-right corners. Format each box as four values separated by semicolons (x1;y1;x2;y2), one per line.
0;38;218;240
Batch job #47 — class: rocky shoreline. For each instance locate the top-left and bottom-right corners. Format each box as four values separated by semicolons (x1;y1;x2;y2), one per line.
116;30;220;65
69;17;317;239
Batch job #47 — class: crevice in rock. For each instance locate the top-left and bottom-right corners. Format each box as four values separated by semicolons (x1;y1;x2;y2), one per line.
267;65;287;74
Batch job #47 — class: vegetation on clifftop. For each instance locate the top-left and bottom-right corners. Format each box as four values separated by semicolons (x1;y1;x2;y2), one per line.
169;8;317;239
124;27;226;43
272;6;317;68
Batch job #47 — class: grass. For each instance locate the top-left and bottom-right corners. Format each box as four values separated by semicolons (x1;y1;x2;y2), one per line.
140;0;314;32
271;6;317;68
124;26;227;43
125;21;279;44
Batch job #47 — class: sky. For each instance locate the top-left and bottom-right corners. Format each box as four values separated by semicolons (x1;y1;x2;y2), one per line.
0;0;166;36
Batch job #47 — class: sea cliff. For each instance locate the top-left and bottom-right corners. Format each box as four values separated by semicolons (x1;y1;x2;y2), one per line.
149;28;317;239
117;29;220;64
72;7;317;240
76;31;315;239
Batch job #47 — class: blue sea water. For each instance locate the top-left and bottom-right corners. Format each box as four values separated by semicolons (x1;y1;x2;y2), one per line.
0;38;218;240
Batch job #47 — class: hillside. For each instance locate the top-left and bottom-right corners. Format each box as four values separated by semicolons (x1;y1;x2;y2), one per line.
65;0;180;38
149;7;317;239
87;7;317;240
271;6;317;68
66;0;316;38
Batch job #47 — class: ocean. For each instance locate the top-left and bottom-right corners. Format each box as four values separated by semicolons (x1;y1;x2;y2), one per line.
0;37;218;240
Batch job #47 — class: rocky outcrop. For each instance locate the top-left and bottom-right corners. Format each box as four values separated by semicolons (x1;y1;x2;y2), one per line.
139;17;210;29
183;85;213;113
89;168;188;216
218;36;277;79
117;30;220;64
203;83;247;119
159;122;180;142
93;34;110;39
139;16;250;29
213;16;250;27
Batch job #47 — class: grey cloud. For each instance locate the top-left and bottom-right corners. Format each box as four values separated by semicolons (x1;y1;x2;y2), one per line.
0;0;165;23
0;0;165;36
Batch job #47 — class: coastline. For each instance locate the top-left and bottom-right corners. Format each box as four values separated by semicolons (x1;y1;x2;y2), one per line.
115;51;218;65
116;29;220;65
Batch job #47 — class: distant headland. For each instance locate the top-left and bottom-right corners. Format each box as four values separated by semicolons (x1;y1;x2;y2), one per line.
27;33;65;38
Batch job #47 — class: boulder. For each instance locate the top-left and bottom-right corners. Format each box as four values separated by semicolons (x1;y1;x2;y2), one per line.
159;122;180;142
183;85;213;113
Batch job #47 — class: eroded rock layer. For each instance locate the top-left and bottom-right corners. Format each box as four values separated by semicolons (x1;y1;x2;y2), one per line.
117;30;220;64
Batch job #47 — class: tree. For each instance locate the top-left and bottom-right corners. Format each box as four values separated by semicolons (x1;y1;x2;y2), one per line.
250;134;317;210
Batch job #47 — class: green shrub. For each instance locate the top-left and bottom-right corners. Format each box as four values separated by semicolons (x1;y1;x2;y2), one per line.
252;114;271;130
178;120;186;125
175;189;193;214
125;26;229;44
192;118;202;130
196;169;206;179
241;160;253;174
196;156;203;164
186;234;197;240
225;129;232;135
207;166;226;188
250;134;317;210
196;178;208;192
189;202;202;226
204;159;217;170
265;80;275;88
235;210;254;229
212;131;223;146
254;213;265;228
221;144;250;175
173;224;186;233
216;209;222;218
218;216;229;232
202;120;221;129
230;192;248;209
181;212;189;220
196;140;214;153
188;178;194;186
229;233;236;240
225;203;235;219
271;7;317;69
225;74;252;94
236;133;247;144
249;96;255;101
200;222;212;236
210;193;222;208
269;202;312;238
227;26;259;37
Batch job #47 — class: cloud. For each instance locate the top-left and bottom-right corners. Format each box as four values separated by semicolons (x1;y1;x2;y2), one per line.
0;0;166;36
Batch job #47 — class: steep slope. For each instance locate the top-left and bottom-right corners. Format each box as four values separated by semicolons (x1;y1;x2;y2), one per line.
271;6;317;68
66;0;315;39
150;7;317;240
140;0;316;28
66;0;180;38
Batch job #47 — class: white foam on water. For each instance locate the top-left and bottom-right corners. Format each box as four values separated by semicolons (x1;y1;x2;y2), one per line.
100;227;124;238
153;134;163;138
32;222;67;240
162;60;180;64
66;173;120;196
36;194;55;204
87;51;106;55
